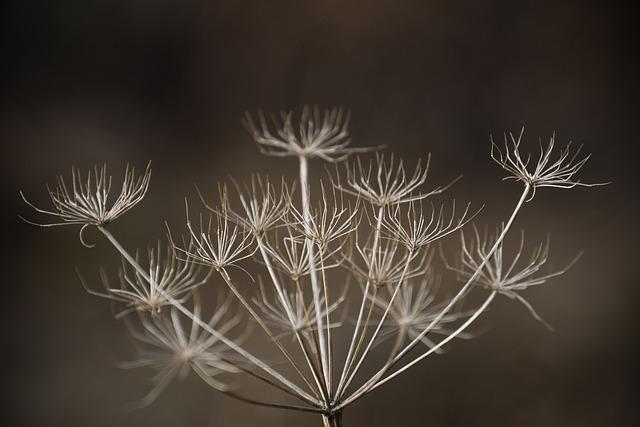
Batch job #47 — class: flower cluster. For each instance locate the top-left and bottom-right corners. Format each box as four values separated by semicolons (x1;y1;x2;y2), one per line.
443;226;581;330
21;110;602;424
21;163;150;246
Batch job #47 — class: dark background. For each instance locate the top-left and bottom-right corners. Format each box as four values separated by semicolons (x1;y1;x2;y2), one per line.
2;1;638;426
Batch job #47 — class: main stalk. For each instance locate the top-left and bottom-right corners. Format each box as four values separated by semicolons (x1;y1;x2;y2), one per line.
322;412;343;427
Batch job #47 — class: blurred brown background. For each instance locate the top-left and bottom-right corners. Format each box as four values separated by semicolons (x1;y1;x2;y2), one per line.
2;1;638;426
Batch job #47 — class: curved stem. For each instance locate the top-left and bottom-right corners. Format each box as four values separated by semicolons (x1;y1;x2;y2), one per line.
97;226;319;407
337;291;496;410
219;268;319;397
339;183;531;408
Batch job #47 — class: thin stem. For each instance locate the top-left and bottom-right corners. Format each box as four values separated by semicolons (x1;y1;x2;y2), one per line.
319;247;334;393
335;204;384;399
220;357;321;406
97;226;319;407
219;268;319;397
222;390;324;414
256;236;330;402
393;184;529;363
340;248;414;395
299;155;331;391
290;275;326;383
337;291;496;409
341;184;531;406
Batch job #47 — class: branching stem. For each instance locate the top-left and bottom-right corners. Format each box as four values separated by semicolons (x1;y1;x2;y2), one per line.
335;204;385;399
337;184;530;408
97;225;320;407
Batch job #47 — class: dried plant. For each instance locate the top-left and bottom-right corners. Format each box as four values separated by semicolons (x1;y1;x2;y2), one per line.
442;227;582;331
20;163;151;246
121;294;245;407
491;128;607;200
78;241;211;317
21;109;603;426
243;106;374;161
367;252;474;353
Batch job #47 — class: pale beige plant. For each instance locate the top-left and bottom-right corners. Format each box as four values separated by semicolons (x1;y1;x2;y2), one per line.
21;110;602;426
78;241;211;317
442;226;582;331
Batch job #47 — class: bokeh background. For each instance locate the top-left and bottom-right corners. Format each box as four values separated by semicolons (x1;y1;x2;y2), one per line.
2;1;638;426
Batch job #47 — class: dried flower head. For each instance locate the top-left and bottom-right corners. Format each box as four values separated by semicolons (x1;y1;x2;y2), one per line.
287;183;360;250
337;153;460;207
20;163;151;246
252;277;346;342
371;273;473;352
79;241;211;317
171;203;255;272
491;128;606;199
123;295;244;407
444;226;581;329
382;200;477;251
200;178;291;237
20;106;605;423
346;238;429;288
263;232;340;281
243;106;373;161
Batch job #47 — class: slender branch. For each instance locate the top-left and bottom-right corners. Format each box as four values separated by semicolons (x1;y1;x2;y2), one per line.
335;204;385;399
299;155;331;392
336;291;497;410
97;225;320;407
219;268;319;397
341;183;531;405
339;248;414;395
256;236;330;402
319;246;334;393
217;356;324;407
222;390;325;414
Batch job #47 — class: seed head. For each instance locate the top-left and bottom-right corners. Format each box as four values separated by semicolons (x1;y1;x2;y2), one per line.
491;128;606;200
263;231;340;281
337;153;460;207
444;226;581;330
122;295;243;407
287;182;360;250
79;241;210;317
171;201;255;272
252;277;346;342
371;271;473;352
346;238;429;288
382;200;477;251
20;163;151;246
243;106;373;161
200;177;291;237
